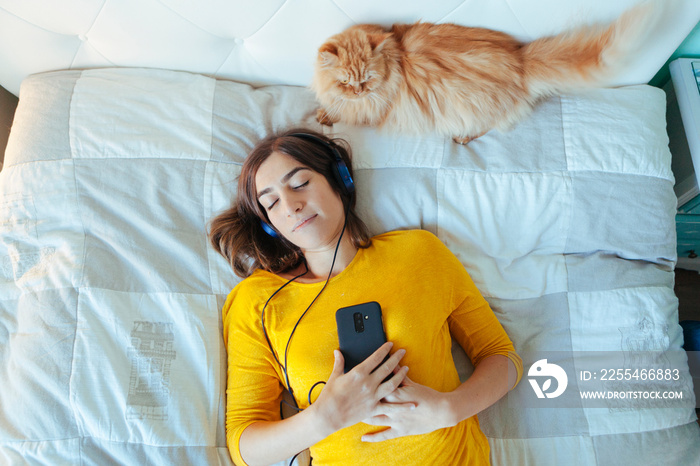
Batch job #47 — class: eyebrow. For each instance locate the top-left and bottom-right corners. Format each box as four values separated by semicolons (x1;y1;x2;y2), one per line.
257;167;310;199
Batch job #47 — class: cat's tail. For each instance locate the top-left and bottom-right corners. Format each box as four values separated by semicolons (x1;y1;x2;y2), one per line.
522;0;660;99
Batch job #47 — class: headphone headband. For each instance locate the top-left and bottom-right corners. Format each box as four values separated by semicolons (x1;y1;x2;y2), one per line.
288;132;355;195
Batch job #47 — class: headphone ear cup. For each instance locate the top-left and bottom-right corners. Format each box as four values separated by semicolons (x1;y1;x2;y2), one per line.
331;157;355;195
288;132;355;195
260;220;280;238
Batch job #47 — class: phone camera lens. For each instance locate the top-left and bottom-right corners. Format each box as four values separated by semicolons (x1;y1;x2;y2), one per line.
353;312;364;333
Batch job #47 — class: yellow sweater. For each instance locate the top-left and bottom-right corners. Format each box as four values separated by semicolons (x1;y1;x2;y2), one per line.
222;229;522;465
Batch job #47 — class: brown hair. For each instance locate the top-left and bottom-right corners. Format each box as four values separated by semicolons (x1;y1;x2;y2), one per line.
209;128;371;278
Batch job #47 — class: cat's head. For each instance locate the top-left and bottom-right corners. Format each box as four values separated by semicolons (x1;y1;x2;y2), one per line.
312;25;398;104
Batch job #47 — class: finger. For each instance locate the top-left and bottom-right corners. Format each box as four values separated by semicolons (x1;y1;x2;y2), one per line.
375;400;416;416
370;348;406;384
363;414;390;425
376;365;409;399
388;365;411;388
328;350;345;380
381;389;407;403
362;428;399;443
356;342;394;374
400;373;414;386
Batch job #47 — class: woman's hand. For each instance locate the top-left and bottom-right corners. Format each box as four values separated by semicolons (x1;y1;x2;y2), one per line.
310;342;414;436
360;375;456;442
360;354;517;442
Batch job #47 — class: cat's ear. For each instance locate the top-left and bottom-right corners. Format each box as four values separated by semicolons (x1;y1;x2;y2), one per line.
318;43;339;67
368;33;391;53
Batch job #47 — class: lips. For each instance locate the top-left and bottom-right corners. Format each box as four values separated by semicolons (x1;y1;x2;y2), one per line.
292;214;318;232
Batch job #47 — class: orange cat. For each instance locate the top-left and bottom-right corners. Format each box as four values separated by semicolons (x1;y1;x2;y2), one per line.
311;2;658;144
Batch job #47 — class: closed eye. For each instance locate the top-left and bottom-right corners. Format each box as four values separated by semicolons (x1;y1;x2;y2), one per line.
265;181;307;210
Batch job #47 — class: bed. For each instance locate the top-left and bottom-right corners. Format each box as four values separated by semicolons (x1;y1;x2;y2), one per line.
1;1;700;465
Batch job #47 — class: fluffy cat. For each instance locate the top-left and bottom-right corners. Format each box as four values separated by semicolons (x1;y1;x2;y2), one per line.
311;1;658;144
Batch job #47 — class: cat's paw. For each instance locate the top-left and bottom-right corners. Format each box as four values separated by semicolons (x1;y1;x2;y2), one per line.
316;108;339;126
453;132;485;145
452;136;473;145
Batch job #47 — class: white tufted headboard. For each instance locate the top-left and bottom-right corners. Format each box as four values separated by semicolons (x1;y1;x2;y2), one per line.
1;0;699;96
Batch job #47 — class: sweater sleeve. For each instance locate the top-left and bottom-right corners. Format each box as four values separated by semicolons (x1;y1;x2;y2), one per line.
222;283;285;466
448;295;523;389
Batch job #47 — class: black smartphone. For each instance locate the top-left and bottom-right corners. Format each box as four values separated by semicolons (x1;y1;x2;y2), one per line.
336;301;388;374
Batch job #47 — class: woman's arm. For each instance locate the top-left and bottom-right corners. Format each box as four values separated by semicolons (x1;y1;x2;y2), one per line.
237;343;413;466
447;353;518;423
360;353;517;442
237;402;328;466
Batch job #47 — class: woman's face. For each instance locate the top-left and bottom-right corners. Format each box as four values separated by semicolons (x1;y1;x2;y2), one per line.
255;151;345;252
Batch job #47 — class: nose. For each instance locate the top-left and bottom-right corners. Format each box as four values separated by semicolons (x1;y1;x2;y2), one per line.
280;193;303;216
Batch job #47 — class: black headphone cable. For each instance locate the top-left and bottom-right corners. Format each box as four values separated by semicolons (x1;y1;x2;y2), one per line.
261;202;349;407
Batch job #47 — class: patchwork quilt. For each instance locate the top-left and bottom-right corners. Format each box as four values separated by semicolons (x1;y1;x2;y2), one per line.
0;68;697;465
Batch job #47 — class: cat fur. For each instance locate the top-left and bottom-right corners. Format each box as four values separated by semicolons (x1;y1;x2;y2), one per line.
311;1;659;144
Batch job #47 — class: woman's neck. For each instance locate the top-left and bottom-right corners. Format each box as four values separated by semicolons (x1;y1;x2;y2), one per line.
288;235;358;283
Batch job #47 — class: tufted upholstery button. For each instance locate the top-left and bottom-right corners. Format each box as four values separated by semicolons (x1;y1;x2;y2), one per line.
78;34;87;42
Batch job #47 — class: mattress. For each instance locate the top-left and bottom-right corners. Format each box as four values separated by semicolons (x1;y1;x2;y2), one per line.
0;67;698;465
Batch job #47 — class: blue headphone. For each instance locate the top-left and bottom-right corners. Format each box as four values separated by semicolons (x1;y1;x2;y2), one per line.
261;133;355;238
260;221;279;237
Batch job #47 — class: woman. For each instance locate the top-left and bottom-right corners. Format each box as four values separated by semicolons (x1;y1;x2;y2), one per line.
209;128;522;466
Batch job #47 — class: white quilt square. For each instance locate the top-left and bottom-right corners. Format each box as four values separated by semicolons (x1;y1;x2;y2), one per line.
205;160;244;295
355;167;439;236
568;287;693;435
71;288;222;447
69;68;215;160
437;171;570;299
562;87;673;181
330;124;446;170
